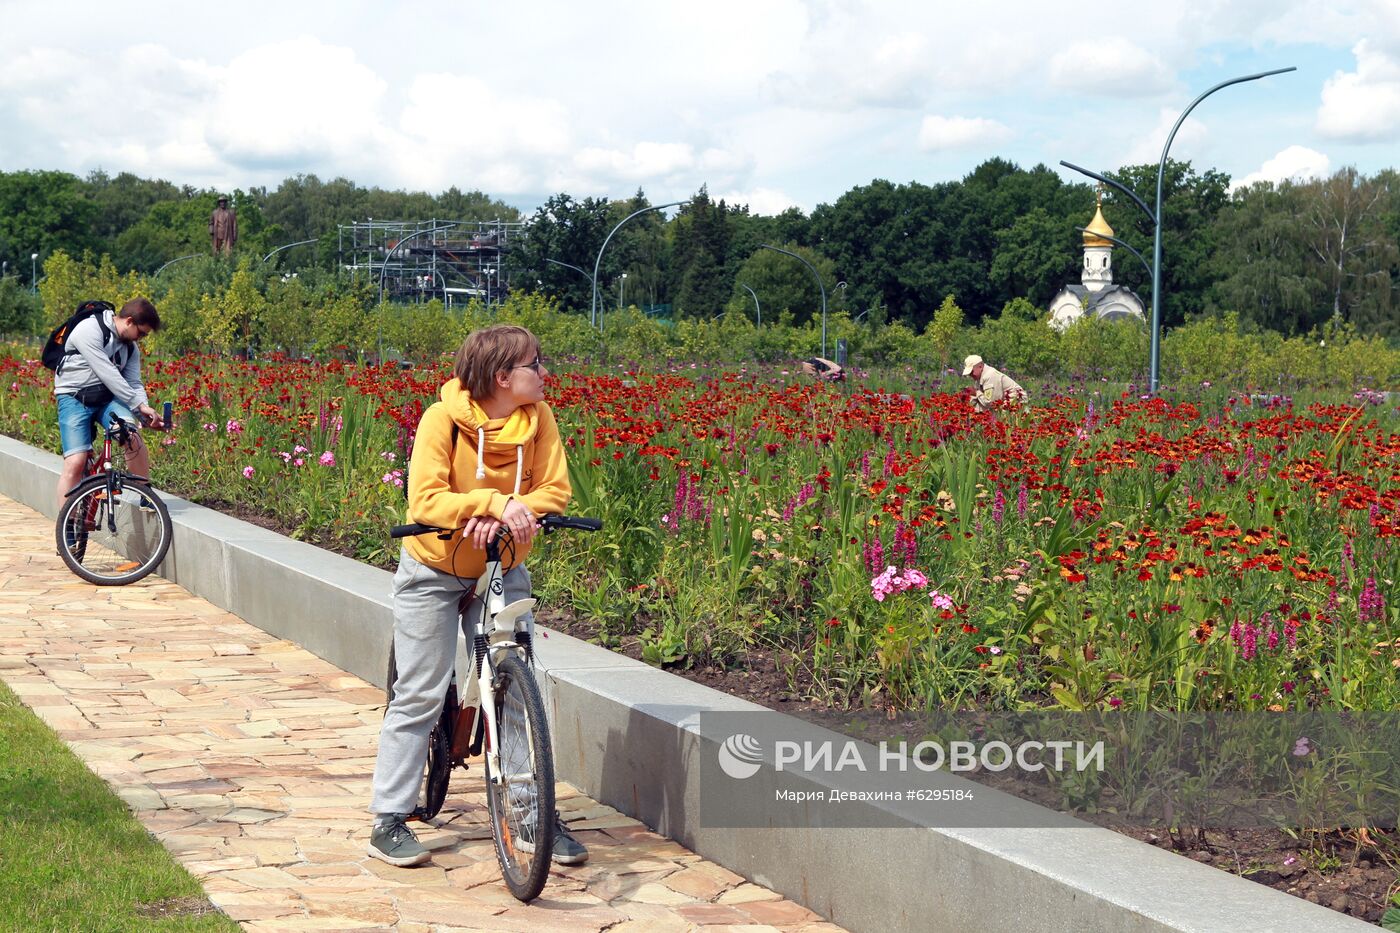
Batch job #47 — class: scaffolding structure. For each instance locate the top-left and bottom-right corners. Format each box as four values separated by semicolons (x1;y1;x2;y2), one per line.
337;218;527;306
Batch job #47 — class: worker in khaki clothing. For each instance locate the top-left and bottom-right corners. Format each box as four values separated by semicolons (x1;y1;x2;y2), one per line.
963;355;1028;412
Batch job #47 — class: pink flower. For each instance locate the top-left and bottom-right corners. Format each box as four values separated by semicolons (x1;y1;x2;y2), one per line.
293;457;305;467
319;451;335;467
241;466;255;479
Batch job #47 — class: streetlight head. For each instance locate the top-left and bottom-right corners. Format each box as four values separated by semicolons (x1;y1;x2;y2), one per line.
31;253;39;260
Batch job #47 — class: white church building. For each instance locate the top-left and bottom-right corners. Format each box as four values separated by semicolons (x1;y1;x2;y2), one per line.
1047;194;1147;332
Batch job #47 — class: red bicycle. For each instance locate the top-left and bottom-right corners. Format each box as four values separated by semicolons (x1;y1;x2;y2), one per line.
55;404;173;585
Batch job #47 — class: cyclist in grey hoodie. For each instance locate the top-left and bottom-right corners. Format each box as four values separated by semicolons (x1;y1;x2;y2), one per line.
52;298;163;509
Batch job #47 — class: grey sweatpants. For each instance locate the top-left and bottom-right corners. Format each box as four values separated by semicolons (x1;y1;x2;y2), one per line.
370;546;533;817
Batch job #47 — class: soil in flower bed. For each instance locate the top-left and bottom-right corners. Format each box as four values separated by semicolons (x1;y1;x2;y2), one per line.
545;609;1400;925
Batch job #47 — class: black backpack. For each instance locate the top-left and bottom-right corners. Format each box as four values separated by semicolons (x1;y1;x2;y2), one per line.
41;300;116;373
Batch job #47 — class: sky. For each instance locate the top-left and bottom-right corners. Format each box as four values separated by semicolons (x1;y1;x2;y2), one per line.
2;0;1399;216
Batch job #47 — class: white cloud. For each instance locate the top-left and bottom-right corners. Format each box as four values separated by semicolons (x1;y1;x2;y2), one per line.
1233;145;1331;189
1048;37;1175;97
205;39;389;171
1120;108;1209;166
1316;39;1400;142
714;187;801;215
917;115;1013;152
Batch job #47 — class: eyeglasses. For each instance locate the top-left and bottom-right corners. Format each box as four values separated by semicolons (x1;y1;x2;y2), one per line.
512;356;545;373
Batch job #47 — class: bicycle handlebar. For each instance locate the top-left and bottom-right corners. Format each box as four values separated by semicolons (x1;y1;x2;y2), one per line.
390;514;602;540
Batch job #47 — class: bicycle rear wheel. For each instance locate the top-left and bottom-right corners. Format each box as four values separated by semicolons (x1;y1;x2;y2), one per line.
485;653;555;902
385;642;455;822
55;475;172;585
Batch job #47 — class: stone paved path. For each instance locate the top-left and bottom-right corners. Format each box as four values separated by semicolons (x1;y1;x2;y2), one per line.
0;493;844;932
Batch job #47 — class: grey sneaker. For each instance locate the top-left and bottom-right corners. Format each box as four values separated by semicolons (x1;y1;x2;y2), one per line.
516;810;589;865
367;816;430;867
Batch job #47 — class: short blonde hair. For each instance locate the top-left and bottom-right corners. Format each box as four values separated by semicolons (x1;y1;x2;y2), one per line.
453;325;540;400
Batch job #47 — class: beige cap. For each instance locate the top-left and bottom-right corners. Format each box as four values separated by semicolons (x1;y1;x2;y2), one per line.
962;354;983;376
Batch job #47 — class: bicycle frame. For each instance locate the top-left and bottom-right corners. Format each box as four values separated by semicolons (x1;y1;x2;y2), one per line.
70;418;143;535
452;538;539;789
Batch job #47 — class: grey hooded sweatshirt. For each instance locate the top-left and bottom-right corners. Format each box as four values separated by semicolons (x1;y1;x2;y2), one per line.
51;307;149;410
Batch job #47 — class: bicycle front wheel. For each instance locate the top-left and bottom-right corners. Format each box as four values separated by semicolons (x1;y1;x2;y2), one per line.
485;653;555;902
55;476;172;585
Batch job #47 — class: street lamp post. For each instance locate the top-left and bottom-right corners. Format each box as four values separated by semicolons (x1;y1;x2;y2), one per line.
154;254;202;277
261;238;321;265
758;244;828;357
545;258;596;290
618;272;628;309
1060;65;1294;395
739;283;761;327
592;201;684;330
31;253;39;294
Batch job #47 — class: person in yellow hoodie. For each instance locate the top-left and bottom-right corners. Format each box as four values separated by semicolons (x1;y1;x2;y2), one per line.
368;324;587;868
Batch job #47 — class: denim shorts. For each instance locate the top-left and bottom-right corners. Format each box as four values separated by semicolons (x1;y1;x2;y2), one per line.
57;393;137;458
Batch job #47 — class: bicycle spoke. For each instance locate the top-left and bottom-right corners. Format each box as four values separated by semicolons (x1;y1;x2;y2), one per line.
56;478;171;585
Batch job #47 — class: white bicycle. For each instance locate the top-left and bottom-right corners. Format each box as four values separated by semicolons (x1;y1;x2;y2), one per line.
386;514;601;901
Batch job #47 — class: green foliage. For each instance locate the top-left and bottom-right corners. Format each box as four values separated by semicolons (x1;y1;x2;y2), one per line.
0;276;42;336
1000;296;1041;322
990;206;1081;307
672;188;738;318
970;315;1062;377
1105;159;1232;325
36;251;90;327
922;293;964;368
0;170;99;276
725;242;836;326
1059;317;1149;381
1161;312;1400;389
220;260;270;355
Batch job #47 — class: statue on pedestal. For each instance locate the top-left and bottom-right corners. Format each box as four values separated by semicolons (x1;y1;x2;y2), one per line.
210;195;238;256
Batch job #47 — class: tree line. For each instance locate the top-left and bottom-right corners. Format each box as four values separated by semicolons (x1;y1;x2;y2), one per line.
0;159;1396;340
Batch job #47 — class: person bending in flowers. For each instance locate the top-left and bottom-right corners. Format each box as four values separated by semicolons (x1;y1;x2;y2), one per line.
367;324;587;868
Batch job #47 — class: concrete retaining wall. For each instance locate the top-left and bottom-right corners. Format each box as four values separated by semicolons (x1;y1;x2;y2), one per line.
0;433;1371;932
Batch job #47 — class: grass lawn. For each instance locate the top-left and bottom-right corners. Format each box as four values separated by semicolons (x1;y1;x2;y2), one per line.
0;679;239;931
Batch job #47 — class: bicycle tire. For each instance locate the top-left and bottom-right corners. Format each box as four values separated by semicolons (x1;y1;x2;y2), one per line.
385;642;456;822
485;653;555;902
55;475;172;585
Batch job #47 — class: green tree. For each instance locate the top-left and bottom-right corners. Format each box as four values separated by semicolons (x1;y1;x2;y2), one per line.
990;207;1081;307
1300;167;1397;337
0;170;99;280
724;243;836;326
671;188;735;318
1104;159;1230;325
1206;181;1323;334
84;170;184;247
509;193;615;315
922;293;964;368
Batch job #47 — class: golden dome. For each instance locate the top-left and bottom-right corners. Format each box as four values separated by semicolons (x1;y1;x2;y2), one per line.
1082;194;1115;248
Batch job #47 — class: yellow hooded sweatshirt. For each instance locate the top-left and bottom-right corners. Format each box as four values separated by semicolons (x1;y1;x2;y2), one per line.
404;379;571;579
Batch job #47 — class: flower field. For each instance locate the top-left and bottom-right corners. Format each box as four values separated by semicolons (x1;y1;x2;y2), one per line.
3;349;1397;714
